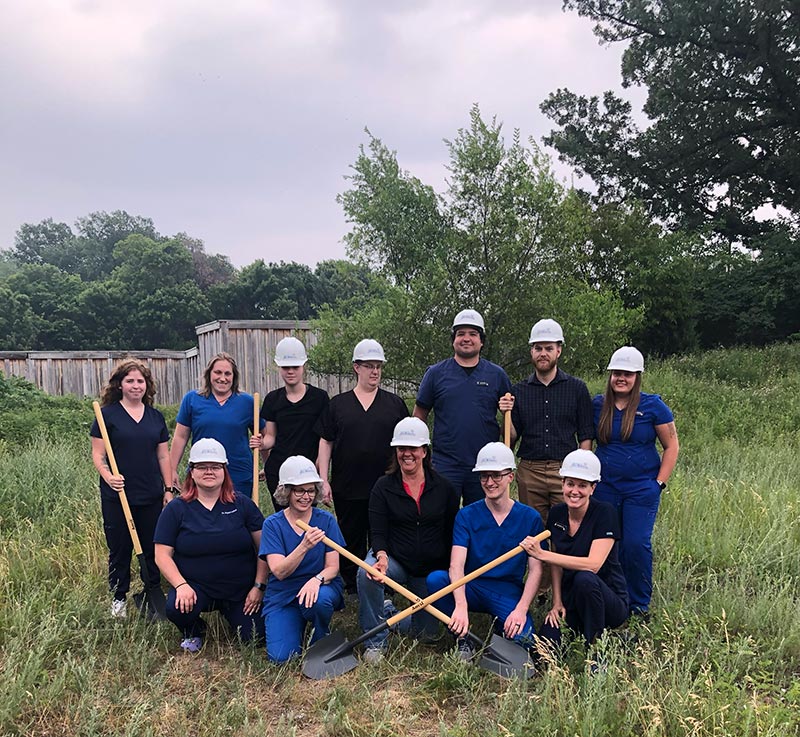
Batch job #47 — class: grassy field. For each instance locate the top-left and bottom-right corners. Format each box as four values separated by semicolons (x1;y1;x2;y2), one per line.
1;344;799;736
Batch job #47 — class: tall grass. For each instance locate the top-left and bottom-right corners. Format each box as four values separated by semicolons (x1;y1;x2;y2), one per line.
1;344;799;736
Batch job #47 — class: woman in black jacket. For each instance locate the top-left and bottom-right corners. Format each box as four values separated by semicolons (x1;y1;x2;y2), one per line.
357;417;459;662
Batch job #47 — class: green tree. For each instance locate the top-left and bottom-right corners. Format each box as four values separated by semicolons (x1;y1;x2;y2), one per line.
314;107;640;383
0;287;36;349
4;265;85;349
541;0;800;242
210;261;320;320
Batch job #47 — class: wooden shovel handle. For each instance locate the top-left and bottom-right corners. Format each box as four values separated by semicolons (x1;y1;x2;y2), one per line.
92;401;143;554
297;520;550;627
296;520;452;627
503;392;512;447
252;393;260;507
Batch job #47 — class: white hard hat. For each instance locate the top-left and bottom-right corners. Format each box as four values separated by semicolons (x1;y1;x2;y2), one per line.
472;442;516;472
274;337;308;367
278;456;323;486
189;438;228;465
390;417;430;447
352;339;386;362
607;346;645;373
528;318;565;345
559;449;601;482
452;309;485;331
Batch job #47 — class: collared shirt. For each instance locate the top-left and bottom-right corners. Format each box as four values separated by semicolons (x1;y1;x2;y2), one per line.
510;368;594;462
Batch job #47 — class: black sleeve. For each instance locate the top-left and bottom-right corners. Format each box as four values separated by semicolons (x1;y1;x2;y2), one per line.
368;477;391;554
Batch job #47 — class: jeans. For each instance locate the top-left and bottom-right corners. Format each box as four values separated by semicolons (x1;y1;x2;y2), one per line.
357;551;438;650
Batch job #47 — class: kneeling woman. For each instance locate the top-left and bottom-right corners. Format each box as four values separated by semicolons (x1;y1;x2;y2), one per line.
521;450;628;647
154;439;267;652
259;456;345;662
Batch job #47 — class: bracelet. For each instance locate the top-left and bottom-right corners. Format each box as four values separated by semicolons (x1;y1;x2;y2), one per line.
175;582;189;589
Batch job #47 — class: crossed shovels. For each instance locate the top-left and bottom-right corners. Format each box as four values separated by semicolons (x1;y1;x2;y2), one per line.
296;520;550;680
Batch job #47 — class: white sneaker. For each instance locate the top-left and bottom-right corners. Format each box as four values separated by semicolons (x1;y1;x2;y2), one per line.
363;648;385;664
111;598;127;619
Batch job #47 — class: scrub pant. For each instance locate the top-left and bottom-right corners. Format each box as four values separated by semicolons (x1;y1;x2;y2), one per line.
515;459;563;593
426;570;535;644
538;571;628;647
165;587;264;642
101;495;161;598
263;586;343;662
331;495;369;593
265;473;287;513
593;478;661;614
357;551;438;650
432;459;484;506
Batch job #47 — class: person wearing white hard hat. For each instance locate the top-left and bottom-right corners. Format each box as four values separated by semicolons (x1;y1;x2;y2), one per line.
253;336;329;511
258;456;345;662
501;319;594;593
315;339;409;594
521;450;628;647
426;443;544;659
592;346;680;617
414;310;512;505
154;439;267;653
170;352;265;498
357;418;459;662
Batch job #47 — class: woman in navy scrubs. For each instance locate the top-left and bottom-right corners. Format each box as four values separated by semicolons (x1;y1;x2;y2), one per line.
592;347;679;616
522;450;628;647
259;456;345;663
169;352;264;498
155;439;267;653
91;359;172;619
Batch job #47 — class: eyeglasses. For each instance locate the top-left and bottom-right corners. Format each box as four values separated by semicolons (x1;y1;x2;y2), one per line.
479;471;512;484
290;488;317;498
192;463;224;472
357;362;383;371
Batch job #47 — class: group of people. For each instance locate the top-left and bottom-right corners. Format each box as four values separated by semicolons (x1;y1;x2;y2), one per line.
90;309;678;666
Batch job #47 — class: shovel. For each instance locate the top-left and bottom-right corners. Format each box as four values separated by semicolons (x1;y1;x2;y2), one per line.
300;524;550;679
296;521;534;679
92;401;167;622
503;392;512;447
252;392;260;506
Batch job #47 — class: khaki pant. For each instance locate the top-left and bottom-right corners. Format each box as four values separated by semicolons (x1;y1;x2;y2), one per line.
516;459;564;595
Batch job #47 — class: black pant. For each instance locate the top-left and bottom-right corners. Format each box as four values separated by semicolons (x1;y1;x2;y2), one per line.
331;495;370;593
166;587;264;642
101;495;162;597
539;571;628;647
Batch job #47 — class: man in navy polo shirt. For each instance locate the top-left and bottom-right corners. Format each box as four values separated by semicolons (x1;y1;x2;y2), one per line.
414;309;512;506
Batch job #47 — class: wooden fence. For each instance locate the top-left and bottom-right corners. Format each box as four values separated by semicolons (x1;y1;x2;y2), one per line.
0;320;372;404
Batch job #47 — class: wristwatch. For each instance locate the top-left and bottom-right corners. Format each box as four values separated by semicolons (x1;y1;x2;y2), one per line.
314;574;326;585
253;581;266;591
657;480;667;491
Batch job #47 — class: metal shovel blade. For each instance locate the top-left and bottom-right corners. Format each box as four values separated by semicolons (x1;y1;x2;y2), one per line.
132;586;168;623
475;634;535;679
302;631;359;680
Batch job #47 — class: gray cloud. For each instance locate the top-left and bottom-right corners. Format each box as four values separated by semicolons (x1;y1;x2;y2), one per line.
0;0;632;267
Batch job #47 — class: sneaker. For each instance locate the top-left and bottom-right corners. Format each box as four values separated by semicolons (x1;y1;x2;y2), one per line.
456;639;474;662
180;636;203;653
363;647;385;664
110;598;127;619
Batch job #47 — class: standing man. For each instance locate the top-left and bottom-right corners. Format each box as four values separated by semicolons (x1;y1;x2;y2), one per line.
414;309;512;505
426;442;544;659
507;318;594;532
315;339;409;595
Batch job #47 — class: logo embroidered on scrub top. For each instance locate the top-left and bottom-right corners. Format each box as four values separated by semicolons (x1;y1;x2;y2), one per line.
221;509;240;515
476;381;490;386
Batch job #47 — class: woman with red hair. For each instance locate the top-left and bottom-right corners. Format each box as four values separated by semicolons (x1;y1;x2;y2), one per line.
155;439;268;652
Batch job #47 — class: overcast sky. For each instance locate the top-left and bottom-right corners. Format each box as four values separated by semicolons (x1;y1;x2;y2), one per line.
0;0;636;268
